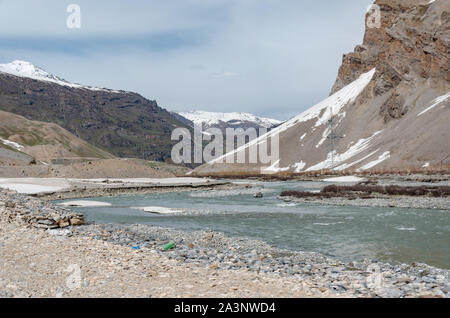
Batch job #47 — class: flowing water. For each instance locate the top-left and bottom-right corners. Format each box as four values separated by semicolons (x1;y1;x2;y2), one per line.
59;181;450;269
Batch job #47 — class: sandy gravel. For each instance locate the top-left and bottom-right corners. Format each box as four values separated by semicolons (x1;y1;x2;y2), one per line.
0;220;330;298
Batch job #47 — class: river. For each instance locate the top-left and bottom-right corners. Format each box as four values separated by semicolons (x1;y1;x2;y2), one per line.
58;180;450;269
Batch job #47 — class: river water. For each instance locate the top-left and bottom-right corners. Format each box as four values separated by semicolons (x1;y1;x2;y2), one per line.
59;180;450;269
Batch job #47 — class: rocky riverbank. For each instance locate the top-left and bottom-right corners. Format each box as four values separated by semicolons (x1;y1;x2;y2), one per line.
0;177;238;201
1;189;449;298
0;190;85;229
279;180;450;210
37;182;239;201
74;223;450;298
279;196;450;210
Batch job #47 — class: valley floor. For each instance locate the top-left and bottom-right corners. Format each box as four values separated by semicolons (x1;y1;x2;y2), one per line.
0;186;449;298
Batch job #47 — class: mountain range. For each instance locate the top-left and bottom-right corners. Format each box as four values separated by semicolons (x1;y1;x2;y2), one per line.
0;60;191;162
175;110;282;134
0;61;280;164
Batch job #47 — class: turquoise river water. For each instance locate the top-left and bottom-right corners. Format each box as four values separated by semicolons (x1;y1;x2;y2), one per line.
59;181;450;269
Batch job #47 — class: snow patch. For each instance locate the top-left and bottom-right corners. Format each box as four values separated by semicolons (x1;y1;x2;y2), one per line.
0;183;67;194
333;150;380;171
59;201;112;207
76;177;212;185
306;130;383;171
1;138;24;151
417;92;450;116
322;176;365;183
316;127;330;148
292;161;306;173
366;3;377;13
261;160;289;174
359;151;390;171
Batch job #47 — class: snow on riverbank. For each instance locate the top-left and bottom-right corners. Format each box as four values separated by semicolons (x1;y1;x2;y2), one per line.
0;184;68;194
322;176;365;183
59;201;112;207
0;178;71;194
76;177;214;185
0;177;217;195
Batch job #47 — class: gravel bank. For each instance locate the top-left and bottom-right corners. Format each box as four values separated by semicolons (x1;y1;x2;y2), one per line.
280;196;450;210
1;189;449;298
1;221;323;298
36;181;238;201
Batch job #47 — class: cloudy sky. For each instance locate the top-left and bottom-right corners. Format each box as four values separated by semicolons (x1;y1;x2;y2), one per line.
0;0;374;120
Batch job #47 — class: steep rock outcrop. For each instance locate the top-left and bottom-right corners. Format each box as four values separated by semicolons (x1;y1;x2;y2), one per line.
192;0;450;176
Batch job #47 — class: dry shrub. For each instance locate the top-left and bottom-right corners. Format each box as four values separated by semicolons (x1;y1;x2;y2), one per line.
281;185;450;198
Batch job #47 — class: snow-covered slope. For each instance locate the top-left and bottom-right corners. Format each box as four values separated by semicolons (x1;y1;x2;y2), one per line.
178;110;282;130
206;68;376;167
0;60;118;92
191;0;450;176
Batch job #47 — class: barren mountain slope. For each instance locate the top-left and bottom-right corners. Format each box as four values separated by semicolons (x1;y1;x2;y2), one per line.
0;110;114;164
0;61;192;162
192;0;450;176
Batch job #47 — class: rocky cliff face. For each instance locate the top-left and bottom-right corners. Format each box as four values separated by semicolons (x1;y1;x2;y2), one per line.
193;0;450;176
0;62;191;162
332;0;449;122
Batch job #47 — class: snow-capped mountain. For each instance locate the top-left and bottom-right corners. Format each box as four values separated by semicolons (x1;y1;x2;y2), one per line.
0;61;193;161
192;0;450;176
0;60;118;92
177;110;282;133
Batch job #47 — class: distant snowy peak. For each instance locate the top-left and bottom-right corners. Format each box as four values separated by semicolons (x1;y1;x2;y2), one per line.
178;110;282;130
0;60;64;82
0;60;119;92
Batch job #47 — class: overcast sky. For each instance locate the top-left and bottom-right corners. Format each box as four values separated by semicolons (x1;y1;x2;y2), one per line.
0;0;374;120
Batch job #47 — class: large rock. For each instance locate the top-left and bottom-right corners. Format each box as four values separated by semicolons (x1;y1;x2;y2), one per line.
69;217;85;226
0;190;85;229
